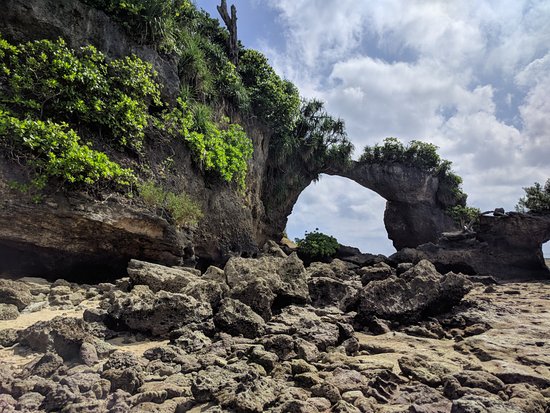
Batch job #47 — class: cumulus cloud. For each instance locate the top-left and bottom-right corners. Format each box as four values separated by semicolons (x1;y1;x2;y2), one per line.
264;0;550;254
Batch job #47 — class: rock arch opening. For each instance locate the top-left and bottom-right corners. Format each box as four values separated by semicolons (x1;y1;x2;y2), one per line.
286;175;395;255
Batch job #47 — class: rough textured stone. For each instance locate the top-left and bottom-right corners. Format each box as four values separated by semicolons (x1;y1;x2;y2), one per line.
192;362;280;412
18;316;93;360
224;254;310;317
391;212;550;281
127;259;199;292
0;303;19;320
213;298;265;339
308;276;359;311
106;285;212;336
451;395;524;413
357;260;473;323
102;351;145;394
0;279;33;310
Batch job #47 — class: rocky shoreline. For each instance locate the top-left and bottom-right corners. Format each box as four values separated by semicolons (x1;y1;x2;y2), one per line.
0;244;548;412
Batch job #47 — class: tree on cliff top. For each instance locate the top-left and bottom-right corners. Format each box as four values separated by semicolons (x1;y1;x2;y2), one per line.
516;179;550;213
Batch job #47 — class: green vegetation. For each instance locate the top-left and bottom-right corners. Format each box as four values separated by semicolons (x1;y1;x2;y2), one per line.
516;179;550;213
160;98;253;190
0;37;161;151
138;180;203;227
447;205;481;229
0;33;254;192
296;229;339;262
0;109;134;190
239;49;300;134
361;138;466;202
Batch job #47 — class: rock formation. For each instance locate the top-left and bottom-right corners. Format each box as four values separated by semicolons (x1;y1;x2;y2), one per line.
391;212;550;280
1;252;548;412
0;0;462;278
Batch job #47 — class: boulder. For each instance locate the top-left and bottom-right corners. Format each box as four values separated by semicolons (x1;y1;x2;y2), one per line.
308;277;359;311
102;351;146;394
0;279;33;310
358;262;394;286
0;303;19;320
127;259;199;292
106;285;212;337
357;260;473;324
451;395;524;413
18;316;93;360
267;305;342;351
224;254;309;321
192;362;281;412
213;298;265;339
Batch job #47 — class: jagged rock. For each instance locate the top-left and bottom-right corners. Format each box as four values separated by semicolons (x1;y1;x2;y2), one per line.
249;346;279;372
143;346;201;373
308;276;359;311
16;392;45;412
192;362;280;412
0;303;19;320
182;278;228;310
224;254;309;321
127;259;199;292
391;213;550;280
446;370;505;395
335;244;386;267
41;384;79;412
267;305;342;351
0;328;18;347
106;285;212;336
262;334;297;361
18;316;93;360
358;262;394;285
0;394;17;411
170;327;212;354
398;355;457;386
138;375;192;399
25;352;64;378
451;395;524;413
306;259;358;281
357;260;473;324
102;351;146;394
230;278;276;321
79;341;99;366
294;338;320;362
506;383;547;413
0;279;33;310
213;298;265;339
262;240;287;258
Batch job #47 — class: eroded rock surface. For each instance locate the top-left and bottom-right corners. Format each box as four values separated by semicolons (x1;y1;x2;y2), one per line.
0;256;548;412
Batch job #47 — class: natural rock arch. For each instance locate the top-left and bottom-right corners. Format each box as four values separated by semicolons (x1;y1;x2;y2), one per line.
261;160;459;251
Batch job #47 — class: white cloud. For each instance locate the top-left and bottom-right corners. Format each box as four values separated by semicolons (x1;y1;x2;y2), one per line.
262;0;550;255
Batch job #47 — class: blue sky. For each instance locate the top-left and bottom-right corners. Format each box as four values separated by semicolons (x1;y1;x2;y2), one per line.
197;1;550;256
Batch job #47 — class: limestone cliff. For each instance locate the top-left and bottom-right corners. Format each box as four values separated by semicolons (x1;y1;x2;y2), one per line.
0;0;461;278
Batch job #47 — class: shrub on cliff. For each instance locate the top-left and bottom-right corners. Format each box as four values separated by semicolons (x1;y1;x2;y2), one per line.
516;179;550;213
0;37;161;151
361;138;466;205
159;98;253;190
138;180;203;227
447;205;481;229
0;109;134;191
296;230;339;263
